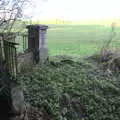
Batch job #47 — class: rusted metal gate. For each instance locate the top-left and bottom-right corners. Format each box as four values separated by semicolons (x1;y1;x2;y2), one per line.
15;33;28;53
0;38;18;79
23;34;28;51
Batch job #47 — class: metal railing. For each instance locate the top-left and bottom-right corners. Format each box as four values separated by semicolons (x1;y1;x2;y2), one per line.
0;37;18;79
15;33;28;53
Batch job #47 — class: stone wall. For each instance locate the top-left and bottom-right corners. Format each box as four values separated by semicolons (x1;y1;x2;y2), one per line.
17;52;33;73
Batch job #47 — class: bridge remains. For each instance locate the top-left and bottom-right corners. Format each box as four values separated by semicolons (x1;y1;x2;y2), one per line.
0;24;49;119
0;24;49;78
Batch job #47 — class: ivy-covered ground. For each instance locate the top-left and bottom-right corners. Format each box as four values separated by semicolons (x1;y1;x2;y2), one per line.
17;58;120;120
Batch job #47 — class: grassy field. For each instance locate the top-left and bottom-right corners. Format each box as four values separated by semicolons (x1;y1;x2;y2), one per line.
15;24;120;57
46;25;120;57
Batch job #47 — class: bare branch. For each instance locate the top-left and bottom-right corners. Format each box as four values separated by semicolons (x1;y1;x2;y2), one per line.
0;0;29;33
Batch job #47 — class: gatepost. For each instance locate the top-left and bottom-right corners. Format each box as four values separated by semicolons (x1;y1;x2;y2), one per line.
26;25;48;64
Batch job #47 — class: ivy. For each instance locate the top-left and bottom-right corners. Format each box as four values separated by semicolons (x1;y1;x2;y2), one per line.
17;60;120;120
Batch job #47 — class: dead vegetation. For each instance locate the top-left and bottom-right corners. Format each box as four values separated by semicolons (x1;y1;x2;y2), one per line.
86;28;120;75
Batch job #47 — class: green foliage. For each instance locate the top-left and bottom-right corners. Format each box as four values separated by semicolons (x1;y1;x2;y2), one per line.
17;60;120;120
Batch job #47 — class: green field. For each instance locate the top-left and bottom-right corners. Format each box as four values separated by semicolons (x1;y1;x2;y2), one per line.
15;24;120;57
46;25;120;57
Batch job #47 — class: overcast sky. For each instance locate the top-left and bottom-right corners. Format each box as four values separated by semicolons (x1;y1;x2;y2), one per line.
25;0;120;21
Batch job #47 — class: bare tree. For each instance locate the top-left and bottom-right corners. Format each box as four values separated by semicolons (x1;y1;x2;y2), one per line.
0;0;29;33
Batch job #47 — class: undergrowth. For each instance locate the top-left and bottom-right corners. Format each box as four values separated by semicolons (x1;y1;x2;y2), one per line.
17;60;120;120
